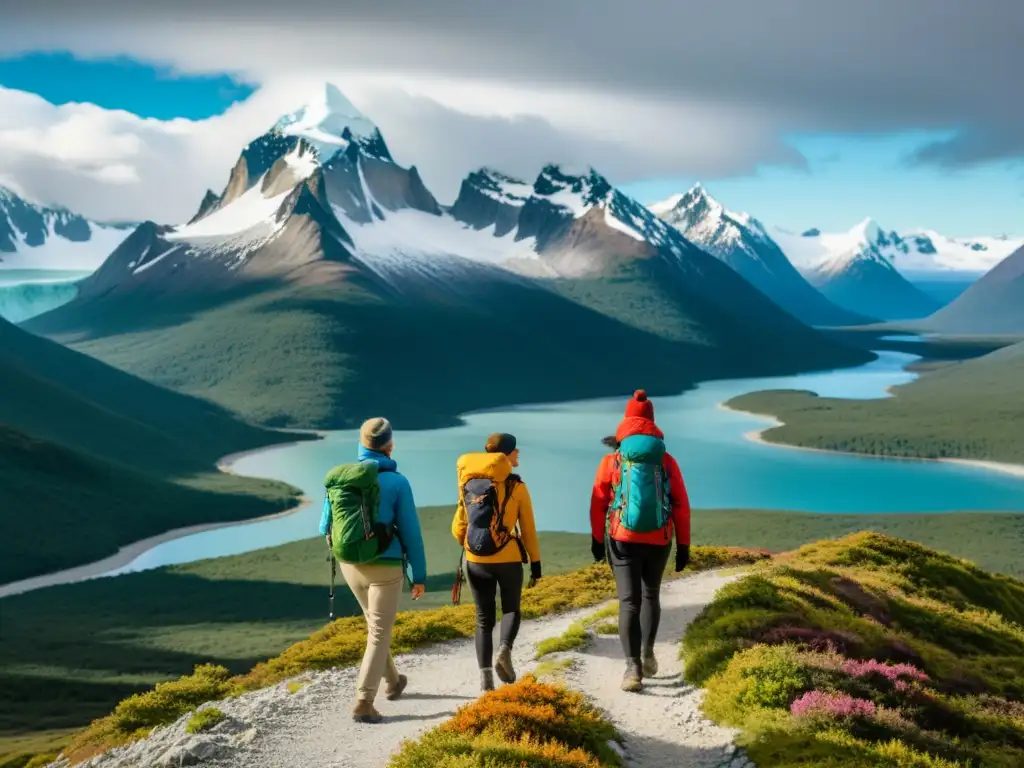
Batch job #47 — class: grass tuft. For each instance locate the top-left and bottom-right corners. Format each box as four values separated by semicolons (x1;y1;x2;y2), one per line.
184;707;225;735
536;622;591;659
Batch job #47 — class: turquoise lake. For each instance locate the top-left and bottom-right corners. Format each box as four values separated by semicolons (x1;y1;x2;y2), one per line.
0;269;91;323
107;349;1024;575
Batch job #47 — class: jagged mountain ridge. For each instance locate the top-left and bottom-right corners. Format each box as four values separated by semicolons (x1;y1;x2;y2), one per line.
647;184;871;326
28;83;872;429
0;186;132;270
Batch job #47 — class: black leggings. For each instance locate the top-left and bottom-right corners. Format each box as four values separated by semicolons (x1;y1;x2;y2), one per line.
466;561;523;669
608;539;671;662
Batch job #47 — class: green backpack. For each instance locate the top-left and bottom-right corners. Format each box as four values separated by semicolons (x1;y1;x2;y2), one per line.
325;461;395;564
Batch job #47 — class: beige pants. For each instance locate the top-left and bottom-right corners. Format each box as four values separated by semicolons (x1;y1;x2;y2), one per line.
340;562;403;702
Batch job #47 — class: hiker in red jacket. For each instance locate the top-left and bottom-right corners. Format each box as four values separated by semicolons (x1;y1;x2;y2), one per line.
590;390;691;692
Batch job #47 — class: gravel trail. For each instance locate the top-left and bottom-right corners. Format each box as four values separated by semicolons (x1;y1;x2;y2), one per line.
55;569;752;768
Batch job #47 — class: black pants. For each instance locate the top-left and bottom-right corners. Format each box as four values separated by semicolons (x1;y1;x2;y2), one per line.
608;539;671;663
466;561;523;669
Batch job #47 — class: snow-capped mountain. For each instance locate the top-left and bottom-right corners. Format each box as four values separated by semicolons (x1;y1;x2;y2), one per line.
775;220;1022;277
82;84;443;296
28;82;870;428
649;185;870;326
773;219;939;321
0;186;132;270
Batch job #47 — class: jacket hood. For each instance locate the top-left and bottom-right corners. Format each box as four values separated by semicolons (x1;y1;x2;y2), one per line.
358;445;398;472
457;451;512;482
615;416;664;443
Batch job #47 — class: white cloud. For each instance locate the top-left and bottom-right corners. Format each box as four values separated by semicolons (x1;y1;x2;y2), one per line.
0;0;1015;222
0;74;799;222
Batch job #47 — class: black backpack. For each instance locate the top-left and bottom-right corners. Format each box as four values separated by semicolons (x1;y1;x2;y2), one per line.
463;474;521;557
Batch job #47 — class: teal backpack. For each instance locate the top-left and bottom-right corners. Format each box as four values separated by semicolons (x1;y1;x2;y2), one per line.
324;461;395;564
608;434;672;534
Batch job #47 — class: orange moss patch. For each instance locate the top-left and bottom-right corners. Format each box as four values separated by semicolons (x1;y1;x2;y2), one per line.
390;676;620;767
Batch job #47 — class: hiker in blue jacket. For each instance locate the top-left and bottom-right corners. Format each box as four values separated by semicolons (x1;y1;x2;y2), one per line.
319;417;427;723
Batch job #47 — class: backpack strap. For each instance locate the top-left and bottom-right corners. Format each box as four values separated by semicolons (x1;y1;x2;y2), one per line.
503;475;530;563
604;452;622;565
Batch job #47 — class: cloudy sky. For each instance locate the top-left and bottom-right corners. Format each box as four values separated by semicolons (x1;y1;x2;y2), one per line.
0;0;1021;235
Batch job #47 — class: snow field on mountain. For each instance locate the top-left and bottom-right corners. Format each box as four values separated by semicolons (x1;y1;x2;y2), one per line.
0;221;129;270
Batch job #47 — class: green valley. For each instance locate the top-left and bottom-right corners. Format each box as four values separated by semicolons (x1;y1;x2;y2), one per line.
28;269;871;431
0;316;309;584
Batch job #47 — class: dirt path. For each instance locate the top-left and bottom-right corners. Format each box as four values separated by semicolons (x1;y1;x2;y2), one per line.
55;570;753;768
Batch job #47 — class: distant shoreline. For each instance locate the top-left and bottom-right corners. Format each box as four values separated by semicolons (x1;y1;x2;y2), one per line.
719;400;1024;479
0;431;326;599
216;429;328;474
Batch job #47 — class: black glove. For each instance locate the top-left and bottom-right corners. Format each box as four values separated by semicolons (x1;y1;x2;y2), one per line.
591;537;606;563
675;544;690;572
530;561;542;581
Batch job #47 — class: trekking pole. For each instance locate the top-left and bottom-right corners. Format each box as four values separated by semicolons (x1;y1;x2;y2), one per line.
452;551;466;605
327;538;336;620
329;555;336;619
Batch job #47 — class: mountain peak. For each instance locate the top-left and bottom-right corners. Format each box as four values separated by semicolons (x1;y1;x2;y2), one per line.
534;164;611;204
273;82;385;162
850;217;882;244
681;182;722;213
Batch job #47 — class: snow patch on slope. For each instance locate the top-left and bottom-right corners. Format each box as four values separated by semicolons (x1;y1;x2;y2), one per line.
332;198;544;292
168;177;293;243
133;245;186;275
603;199;646;242
478;172;535;206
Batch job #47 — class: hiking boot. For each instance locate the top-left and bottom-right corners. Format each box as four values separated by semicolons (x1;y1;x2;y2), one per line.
495;645;517;684
352;700;383;723
642;650;659;678
621;660;643;693
480;668;496;692
385;674;408;701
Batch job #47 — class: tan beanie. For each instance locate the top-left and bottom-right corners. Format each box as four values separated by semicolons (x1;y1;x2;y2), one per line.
359;417;393;451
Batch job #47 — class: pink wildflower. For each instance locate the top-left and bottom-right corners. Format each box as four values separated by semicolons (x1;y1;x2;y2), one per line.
841;658;928;683
791;690;876;718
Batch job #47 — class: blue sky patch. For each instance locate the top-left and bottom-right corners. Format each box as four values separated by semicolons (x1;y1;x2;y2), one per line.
621;131;1023;237
0;51;255;120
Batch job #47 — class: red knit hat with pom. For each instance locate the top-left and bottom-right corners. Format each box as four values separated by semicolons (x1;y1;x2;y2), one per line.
624;389;654;421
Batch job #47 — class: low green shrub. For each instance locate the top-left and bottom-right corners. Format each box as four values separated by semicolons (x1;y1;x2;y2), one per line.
683;533;1024;767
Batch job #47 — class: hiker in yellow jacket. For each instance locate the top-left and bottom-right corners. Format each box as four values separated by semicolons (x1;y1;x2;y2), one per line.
452;432;542;692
